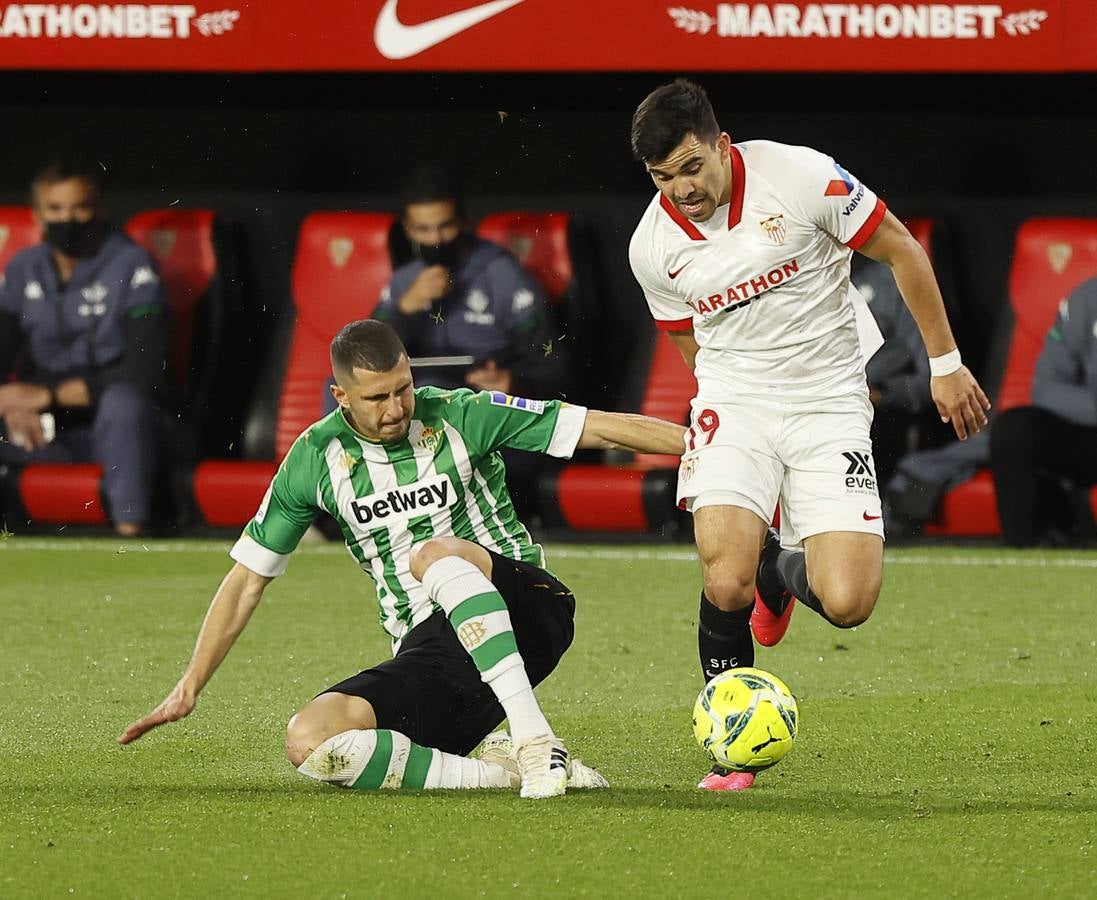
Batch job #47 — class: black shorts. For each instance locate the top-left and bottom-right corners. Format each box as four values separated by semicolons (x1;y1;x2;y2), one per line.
321;551;575;756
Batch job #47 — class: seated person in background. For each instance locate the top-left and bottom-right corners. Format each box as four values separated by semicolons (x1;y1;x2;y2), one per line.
373;165;568;399
854;255;933;487
372;166;570;517
0;161;170;536
990;277;1097;547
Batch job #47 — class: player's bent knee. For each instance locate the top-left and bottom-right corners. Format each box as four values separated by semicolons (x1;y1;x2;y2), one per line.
408;536;475;580
702;570;755;611
819;587;878;628
285;693;373;767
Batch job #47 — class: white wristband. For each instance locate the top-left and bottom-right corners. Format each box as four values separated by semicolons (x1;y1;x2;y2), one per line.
929;348;962;377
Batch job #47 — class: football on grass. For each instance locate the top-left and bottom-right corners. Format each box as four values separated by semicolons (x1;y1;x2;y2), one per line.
692;667;799;773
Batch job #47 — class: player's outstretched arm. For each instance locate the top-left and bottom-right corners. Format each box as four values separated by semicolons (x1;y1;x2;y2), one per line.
577;409;686;455
859;211;991;440
118;563;273;745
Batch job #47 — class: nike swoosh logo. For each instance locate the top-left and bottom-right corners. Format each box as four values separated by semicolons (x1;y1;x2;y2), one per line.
375;0;526;60
863;512;882;521
668;260;693;280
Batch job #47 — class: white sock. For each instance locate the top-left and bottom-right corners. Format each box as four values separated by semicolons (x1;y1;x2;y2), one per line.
297;729;513;790
420;556;553;743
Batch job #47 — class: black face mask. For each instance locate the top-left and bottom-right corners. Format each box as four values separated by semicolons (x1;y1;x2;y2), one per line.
417;233;470;270
44;219;103;258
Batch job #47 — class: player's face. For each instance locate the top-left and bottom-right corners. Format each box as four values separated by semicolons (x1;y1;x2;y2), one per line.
332;356;416;443
33;177;100;225
403;200;462;248
646;132;733;222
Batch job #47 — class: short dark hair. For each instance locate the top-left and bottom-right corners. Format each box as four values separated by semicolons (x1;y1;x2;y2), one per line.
399;165;465;219
630;79;720;163
30;160;104;206
331;320;407;377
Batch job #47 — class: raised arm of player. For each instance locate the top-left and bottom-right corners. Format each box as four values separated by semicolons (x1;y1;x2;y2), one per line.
859;210;991;440
117;563;273;745
576;409;686;455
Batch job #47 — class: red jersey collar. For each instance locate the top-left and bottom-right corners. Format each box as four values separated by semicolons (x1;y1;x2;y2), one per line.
659;144;746;241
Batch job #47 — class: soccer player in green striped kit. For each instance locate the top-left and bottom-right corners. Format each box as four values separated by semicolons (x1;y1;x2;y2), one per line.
120;320;686;798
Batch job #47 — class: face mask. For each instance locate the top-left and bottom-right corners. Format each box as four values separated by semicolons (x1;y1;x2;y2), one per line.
417;234;468;270
44;219;103;258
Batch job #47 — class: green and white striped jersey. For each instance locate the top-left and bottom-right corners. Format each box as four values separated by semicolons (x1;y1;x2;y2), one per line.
230;387;587;651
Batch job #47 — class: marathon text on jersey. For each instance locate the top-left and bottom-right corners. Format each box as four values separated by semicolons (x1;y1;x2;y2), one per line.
350;473;456;526
687;258;800;317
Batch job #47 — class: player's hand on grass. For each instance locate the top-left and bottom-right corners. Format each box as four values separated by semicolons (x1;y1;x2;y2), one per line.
932;366;991;441
118;684;197;745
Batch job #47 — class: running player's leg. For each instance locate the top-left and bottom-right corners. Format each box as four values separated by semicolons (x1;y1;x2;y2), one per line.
287;692;516;790
693;504;769;679
409;536;569;798
764;531;882;628
691;504;769;791
767;394;885;629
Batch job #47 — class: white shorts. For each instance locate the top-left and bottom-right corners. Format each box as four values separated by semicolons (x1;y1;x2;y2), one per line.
677;393;884;548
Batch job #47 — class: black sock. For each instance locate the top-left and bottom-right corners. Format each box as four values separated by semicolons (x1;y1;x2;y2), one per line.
698;592;755;681
774;549;849;628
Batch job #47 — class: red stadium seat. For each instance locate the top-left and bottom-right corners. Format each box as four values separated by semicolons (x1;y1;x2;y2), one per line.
0;207;39;272
924;218;1097;536
477;212;573;303
190;212;395;527
125;210;217;393
476;211;610;405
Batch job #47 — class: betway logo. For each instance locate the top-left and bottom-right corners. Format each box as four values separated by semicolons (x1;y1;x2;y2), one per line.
375;0;525;60
688;258;799;317
669;5;1048;40
350;473;456;527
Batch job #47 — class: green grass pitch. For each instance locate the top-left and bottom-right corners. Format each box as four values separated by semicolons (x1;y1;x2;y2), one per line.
2;537;1096;898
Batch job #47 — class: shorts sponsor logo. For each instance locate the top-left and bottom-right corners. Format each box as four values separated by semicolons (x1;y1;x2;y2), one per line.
489;391;545;414
843;450;877;493
349;473;456;526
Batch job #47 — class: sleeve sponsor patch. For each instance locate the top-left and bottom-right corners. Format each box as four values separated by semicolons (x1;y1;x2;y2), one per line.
489;391;545;414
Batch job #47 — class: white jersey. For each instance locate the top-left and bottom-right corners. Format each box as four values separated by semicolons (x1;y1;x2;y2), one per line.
629;140;888;404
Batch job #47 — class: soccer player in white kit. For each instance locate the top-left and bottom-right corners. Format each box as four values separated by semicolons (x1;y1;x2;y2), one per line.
628;80;990;791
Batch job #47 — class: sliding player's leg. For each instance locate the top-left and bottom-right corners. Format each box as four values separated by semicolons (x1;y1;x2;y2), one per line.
409;537;577;799
288;692;517;790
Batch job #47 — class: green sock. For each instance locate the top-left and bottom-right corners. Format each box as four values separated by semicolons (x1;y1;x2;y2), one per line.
297;729;515;790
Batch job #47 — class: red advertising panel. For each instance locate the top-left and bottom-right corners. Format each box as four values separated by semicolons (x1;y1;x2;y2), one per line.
0;1;1092;72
